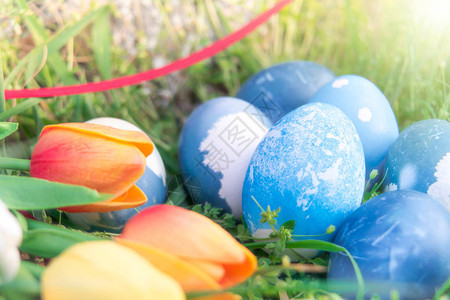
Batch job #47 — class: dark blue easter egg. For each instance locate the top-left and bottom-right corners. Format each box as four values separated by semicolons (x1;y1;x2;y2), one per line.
236;61;335;123
242;103;365;258
328;190;450;299
383;119;450;211
308;75;399;182
65;117;167;233
178;97;272;218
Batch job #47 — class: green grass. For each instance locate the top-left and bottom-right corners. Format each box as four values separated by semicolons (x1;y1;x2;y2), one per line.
1;0;449;299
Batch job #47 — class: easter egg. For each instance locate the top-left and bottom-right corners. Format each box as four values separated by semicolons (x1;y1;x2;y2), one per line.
242;103;365;258
308;75;399;182
66;117;167;233
383;119;450;211
328;190;450;299
236;61;335;123
178;97;272;218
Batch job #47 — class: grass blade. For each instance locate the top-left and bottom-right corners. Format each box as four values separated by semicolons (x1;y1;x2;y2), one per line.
286;240;365;300
92;8;112;79
0;98;43;121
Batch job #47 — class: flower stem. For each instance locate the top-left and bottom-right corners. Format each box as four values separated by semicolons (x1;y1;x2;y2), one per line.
0;157;31;171
243;240;272;249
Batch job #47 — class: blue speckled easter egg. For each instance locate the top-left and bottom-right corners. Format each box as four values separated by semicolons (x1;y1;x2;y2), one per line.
179;97;272;218
66;117;167;233
242;102;365;258
308;75;399;182
236;61;335;123
328;190;450;299
383;119;450;211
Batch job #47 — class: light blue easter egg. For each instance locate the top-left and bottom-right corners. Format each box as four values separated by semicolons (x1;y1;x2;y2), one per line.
242;102;365;258
383;119;450;211
178;97;272;218
308;75;399;182
65;117;167;233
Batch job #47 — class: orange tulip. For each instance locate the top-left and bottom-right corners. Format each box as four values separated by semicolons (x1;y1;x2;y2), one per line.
30;123;154;213
116;205;257;299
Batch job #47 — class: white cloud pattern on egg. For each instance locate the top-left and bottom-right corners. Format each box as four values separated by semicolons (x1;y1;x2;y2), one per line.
427;153;450;211
199;112;268;217
332;78;349;88
358;107;372;122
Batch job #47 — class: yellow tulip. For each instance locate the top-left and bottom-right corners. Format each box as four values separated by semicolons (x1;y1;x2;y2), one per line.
41;241;185;300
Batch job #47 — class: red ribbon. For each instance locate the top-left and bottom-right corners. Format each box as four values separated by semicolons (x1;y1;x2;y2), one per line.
5;0;293;100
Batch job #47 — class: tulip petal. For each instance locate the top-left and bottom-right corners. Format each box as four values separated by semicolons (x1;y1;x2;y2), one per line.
61;185;146;213
220;244;258;288
116;238;222;292
42;241;185;300
184;259;225;283
40;123;154;156
193;293;242;300
120;205;246;264
31;128;146;197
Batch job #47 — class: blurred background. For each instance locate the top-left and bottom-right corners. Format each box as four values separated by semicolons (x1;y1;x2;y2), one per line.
1;0;449;176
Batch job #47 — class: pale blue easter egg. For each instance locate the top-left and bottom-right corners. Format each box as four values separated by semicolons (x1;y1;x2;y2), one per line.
236;61;335;123
179;97;272;218
308;75;399;182
65;117;167;233
242;102;365;258
383;119;450;211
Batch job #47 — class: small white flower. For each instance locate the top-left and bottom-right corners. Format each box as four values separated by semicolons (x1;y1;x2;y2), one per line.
384;183;398;192
0;199;23;284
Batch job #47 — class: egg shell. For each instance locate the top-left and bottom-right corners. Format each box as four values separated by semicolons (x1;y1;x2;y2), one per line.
178;97;272;218
328;190;450;299
308;74;399;182
242;102;365;258
383;119;450;211
236;61;335;123
65;117;167;233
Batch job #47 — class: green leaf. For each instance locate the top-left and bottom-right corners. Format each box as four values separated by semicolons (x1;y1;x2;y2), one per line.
0;98;43;121
0;122;18;140
10;209;28;232
20;226;102;258
274;239;286;256
21;261;45;280
0;175;112;210
286;239;346;252
281;220;295;231
0;262;40;299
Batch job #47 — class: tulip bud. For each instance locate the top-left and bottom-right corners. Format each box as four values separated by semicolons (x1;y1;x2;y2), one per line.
30;123;154;212
117;205;257;294
0;200;23;284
